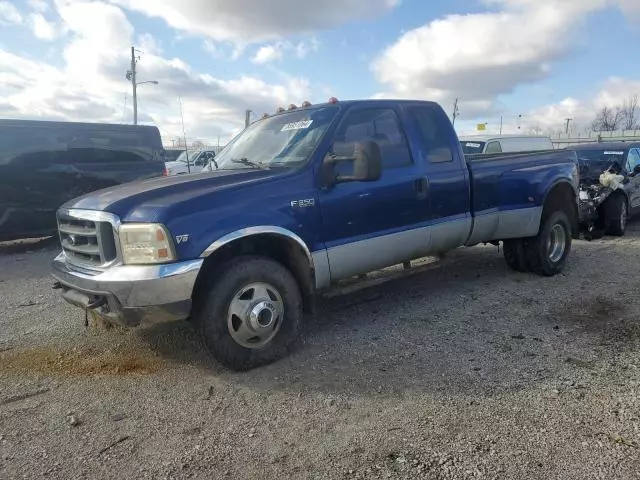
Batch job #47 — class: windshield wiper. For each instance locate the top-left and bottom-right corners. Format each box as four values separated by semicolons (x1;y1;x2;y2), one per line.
230;157;267;169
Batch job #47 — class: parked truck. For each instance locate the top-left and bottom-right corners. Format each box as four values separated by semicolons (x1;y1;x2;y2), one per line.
51;98;580;371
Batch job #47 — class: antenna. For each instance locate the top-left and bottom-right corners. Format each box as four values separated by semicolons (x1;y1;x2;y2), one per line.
122;94;127;123
178;96;190;173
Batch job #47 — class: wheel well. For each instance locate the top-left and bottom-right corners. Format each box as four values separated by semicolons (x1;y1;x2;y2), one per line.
542;182;578;236
191;234;315;316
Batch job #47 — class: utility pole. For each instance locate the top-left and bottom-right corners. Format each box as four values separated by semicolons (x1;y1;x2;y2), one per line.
245;109;252;128
451;98;459;126
564;118;573;135
130;46;138;125
499;115;503;135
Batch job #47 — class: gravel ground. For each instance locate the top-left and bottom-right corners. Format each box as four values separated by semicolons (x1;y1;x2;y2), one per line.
1;228;640;480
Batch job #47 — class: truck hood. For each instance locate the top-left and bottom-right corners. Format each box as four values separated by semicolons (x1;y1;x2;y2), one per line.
61;169;280;220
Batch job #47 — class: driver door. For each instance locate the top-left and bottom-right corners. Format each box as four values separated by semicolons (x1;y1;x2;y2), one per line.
317;106;431;281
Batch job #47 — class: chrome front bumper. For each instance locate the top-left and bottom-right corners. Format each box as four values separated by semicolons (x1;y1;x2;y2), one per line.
51;252;203;327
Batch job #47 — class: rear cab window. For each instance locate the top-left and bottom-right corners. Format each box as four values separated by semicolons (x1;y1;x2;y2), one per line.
407;105;454;163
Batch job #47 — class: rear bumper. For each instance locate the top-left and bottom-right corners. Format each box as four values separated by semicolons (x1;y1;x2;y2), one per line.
51;252;203;327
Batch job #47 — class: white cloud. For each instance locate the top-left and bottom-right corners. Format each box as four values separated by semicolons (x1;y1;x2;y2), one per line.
526;77;640;135
107;0;398;43
137;33;162;56
371;0;635;118
251;37;320;64
456;77;640;137
0;1;23;24
252;44;283;64
28;0;49;12
29;13;63;40
0;0;317;144
294;37;320;58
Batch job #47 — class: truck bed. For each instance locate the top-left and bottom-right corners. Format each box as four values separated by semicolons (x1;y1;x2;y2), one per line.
464;149;579;245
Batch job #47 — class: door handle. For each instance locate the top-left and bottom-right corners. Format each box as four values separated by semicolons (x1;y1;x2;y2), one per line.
415;177;428;199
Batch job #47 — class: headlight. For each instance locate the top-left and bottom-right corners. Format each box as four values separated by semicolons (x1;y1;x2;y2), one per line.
119;223;176;264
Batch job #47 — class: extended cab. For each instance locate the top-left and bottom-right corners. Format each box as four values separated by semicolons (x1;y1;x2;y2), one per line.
51;99;580;371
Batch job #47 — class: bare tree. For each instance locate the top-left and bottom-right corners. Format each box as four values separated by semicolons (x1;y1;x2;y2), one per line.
591;106;624;132
591;95;640;132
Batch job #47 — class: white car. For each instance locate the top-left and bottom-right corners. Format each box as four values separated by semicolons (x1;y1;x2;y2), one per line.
164;150;217;175
459;135;554;154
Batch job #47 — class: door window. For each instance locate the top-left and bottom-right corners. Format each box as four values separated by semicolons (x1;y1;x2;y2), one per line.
626;148;640;173
333;108;412;169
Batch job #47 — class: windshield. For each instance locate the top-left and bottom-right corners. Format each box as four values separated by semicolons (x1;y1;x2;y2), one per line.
213;106;339;170
577;149;628;176
176;150;199;163
460;141;486;154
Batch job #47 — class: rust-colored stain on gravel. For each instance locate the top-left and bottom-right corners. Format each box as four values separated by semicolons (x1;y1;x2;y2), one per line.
0;346;163;376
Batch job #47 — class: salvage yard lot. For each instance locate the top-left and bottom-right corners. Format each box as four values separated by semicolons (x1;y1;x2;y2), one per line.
1;229;640;480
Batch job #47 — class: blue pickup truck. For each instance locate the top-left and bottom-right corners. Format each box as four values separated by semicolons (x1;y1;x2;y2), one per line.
51;98;580;370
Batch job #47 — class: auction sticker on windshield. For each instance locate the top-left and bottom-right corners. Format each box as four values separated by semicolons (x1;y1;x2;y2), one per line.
604;151;624;155
281;120;313;131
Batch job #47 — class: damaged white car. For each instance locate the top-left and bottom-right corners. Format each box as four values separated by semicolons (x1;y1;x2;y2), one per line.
574;142;640;239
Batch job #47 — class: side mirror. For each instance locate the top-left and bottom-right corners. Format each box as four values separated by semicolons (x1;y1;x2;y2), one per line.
322;140;382;187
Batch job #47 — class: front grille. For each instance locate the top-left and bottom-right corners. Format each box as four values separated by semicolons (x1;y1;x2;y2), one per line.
57;211;118;268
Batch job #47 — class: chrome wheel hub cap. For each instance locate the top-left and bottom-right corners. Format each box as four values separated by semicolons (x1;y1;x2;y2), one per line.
227;282;284;349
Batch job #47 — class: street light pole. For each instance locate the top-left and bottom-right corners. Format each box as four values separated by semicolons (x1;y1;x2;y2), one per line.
126;46;158;125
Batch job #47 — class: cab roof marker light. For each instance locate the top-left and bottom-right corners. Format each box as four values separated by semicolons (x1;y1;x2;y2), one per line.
328;97;339;104
301;100;312;107
287;104;297;110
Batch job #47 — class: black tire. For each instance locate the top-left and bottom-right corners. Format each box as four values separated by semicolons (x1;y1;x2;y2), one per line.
603;194;627;236
503;239;528;272
195;255;302;371
524;210;572;276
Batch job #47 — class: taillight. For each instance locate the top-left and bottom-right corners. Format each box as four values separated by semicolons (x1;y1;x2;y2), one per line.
162;168;168;176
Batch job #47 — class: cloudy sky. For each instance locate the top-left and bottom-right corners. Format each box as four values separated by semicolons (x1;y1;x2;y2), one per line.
0;0;639;145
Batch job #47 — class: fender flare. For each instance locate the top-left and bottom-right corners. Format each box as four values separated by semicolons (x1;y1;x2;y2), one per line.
199;226;314;270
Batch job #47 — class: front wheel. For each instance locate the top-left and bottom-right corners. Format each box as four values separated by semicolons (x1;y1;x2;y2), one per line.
603;194;627;236
195;255;303;371
524;210;572;276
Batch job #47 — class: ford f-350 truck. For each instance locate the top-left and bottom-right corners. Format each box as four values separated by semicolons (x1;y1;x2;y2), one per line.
51;98;580;371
